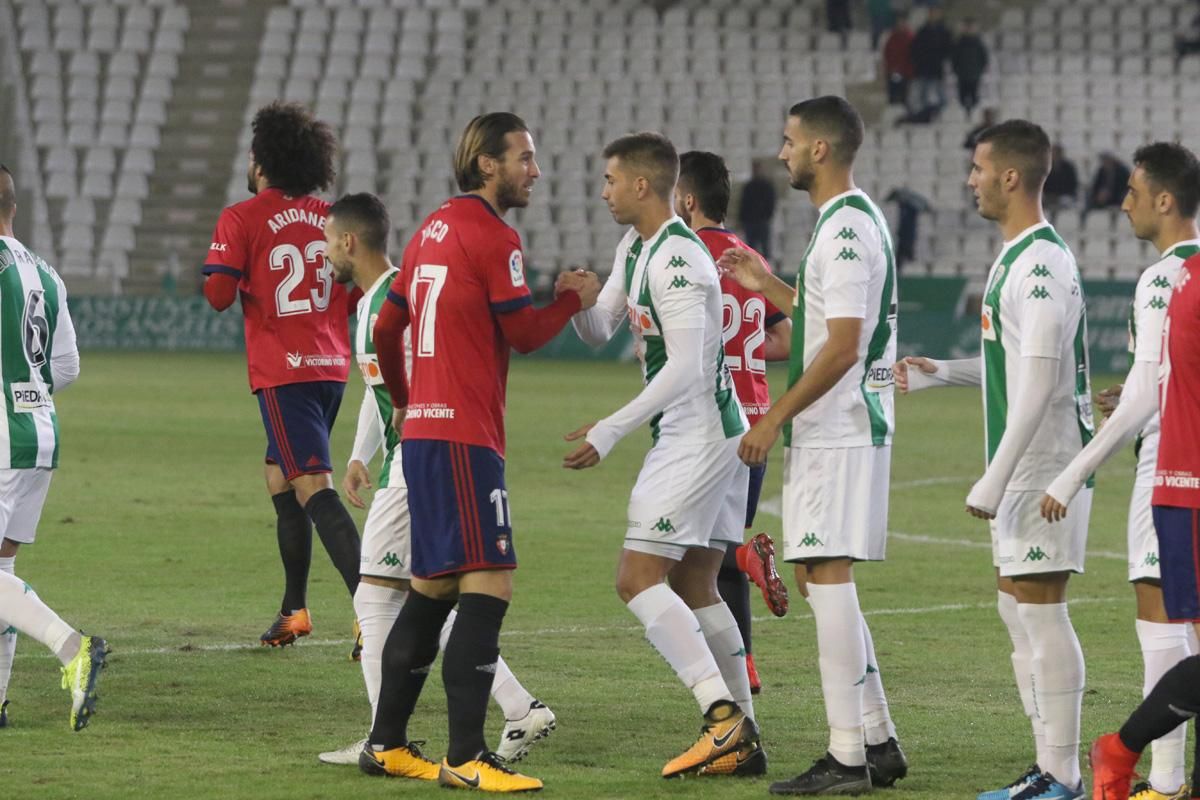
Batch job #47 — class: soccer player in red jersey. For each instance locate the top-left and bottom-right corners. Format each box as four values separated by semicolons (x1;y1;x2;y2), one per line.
202;102;362;646
674;151;792;695
360;113;598;792
1091;254;1200;800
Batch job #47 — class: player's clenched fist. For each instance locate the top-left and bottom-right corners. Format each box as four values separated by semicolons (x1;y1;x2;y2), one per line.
738;418;780;466
555;268;602;310
892;356;937;393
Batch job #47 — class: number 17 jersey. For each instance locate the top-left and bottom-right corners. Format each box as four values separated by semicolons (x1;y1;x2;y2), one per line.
387;195;533;457
203;187;351;392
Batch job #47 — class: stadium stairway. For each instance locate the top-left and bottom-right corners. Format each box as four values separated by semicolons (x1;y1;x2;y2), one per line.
125;0;274;295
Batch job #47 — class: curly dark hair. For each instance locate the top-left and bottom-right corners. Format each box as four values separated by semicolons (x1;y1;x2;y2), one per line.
250;102;337;197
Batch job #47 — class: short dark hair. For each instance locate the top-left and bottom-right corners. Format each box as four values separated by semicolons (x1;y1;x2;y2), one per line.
251;101;337;197
602;132;679;199
678;151;731;223
329;192;391;253
0;163;14;217
787;96;864;166
975;119;1052;191
1134;141;1200;218
453;112;530;192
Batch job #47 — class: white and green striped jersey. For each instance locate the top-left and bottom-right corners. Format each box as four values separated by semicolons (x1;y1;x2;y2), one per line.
353;267;402;488
784;189;897;448
0;236;76;469
981;222;1093;490
1127;239;1199;486
596;217;746;447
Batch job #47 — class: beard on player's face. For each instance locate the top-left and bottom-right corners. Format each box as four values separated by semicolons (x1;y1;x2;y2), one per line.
246;161;258;195
494;168;529;211
789;162;814;191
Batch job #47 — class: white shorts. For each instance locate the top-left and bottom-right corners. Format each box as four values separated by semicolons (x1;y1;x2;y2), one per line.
0;468;53;545
992;488;1091;577
359;486;412;581
1128;483;1160;582
781;445;890;562
624;438;748;561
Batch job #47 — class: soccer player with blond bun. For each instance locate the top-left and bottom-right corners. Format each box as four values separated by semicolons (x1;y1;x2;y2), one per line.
721;97;904;795
674;150;792;695
314;193;554;768
1041;142;1200;800
567;132;764;779
897;119;1091;800
203;102;363;648
0;164;108;732
363;113;596;793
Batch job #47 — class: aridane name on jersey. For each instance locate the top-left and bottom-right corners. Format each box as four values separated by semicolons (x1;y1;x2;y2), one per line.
355;267;401;487
0;238;63;469
622;220;745;444
786;191;898;448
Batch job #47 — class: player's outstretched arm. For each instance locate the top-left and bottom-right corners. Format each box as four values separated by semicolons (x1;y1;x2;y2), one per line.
717;247;795;313
966;355;1058;518
496;289;583;354
740;317;861;465
1041;360;1157;521
893;356;981;393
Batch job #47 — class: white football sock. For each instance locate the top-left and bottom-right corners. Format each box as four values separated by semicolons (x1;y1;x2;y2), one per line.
353;582;406;717
436;607;535;719
1136;619;1191;793
0;557;16;705
0;570;75;664
1018;601;1084;788
998;591;1047;767
807;582;867;767
860;613;896;745
695;601;754;720
627;583;731;713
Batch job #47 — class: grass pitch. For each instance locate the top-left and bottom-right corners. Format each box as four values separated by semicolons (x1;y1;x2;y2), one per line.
3;353;1154;799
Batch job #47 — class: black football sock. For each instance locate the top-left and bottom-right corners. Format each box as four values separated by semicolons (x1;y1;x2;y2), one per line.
271;490;312;614
369;591;455;749
304;488;361;596
1120;655;1200;752
443;593;509;766
717;543;753;654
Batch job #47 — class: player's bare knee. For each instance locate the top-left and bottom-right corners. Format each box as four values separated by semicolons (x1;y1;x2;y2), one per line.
290;473;333;507
806;557;854;585
1133;579;1170;622
0;538;20;557
264;464;290;496
458;569;513;602
1010;572;1070;604
793;563;809;597
361;574;409;593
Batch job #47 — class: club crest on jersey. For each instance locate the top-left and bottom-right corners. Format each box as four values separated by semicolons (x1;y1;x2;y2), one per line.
496;535;510;555
981;305;997;341
509;250;525;287
628;304;660;337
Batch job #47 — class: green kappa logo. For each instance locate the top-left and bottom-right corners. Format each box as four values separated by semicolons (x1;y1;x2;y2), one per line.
1142;552;1160;567
800;532;824;547
1147;295;1168;310
853;664;879;686
1151;276;1173;289
1023;546;1050;562
834;227;859;241
1028;285;1052;300
668;276;691;289
1031;265;1052;278
651;517;675;533
835;248;860;261
667;256;689;268
377;552;403;568
0;625;15;636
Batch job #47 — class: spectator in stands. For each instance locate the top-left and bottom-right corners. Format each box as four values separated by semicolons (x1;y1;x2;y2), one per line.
738;160;777;259
885;187;932;272
1084;152;1132;219
826;0;852;37
962;108;998;150
867;0;896;49
882;12;915;109
952;18;989;116
1044;144;1080;212
912;6;954;115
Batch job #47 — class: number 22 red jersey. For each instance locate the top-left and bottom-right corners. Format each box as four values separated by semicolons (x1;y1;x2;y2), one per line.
1156;255;1200;508
696;227;787;423
203;188;351;392
386;195;533;457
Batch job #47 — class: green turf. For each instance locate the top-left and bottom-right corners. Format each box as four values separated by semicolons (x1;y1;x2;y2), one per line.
3;353;1158;798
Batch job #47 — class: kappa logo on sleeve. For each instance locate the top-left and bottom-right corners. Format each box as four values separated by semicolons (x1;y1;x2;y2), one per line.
509;250;525;288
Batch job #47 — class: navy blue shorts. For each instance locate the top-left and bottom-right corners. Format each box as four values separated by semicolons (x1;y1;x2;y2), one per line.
1154;505;1200;622
402;439;517;579
256;381;344;481
745;463;767;529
